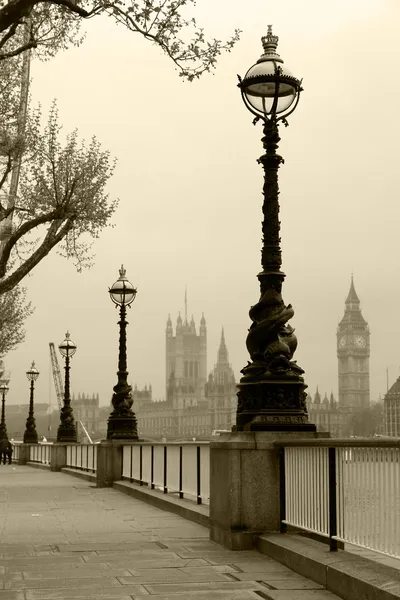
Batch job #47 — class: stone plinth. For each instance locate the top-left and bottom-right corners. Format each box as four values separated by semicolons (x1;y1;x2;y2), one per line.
18;444;29;465
50;443;67;472
210;430;328;550
96;441;123;488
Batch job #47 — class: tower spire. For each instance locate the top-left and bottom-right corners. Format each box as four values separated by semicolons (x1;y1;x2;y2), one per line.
217;327;229;365
345;275;360;304
184;285;188;323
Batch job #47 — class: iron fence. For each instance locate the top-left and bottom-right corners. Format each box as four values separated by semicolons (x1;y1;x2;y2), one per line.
66;444;97;473
277;439;400;557
121;442;210;505
29;443;51;465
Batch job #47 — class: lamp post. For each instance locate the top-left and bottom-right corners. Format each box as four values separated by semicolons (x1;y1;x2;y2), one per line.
24;361;39;443
0;382;9;443
107;265;138;439
57;331;77;442
236;26;316;432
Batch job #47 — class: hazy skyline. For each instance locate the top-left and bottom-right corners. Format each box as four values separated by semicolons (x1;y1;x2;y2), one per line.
3;0;400;414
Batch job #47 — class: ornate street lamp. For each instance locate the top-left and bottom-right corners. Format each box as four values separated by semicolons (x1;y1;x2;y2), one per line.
236;26;316;432
57;331;78;442
0;382;9;443
107;265;138;439
24;361;39;444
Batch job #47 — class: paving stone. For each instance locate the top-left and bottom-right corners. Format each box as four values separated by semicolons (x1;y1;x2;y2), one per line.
179;565;238;575
25;587;148;599
231;572;323;584
141;581;264;594
131;593;261;600
118;571;229;583
265;579;324;590
6;577;122;589
21;568;131;579
0;466;342;600
258;591;343;599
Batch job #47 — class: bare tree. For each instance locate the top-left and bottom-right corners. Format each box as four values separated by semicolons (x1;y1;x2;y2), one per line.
0;1;240;80
0;285;33;356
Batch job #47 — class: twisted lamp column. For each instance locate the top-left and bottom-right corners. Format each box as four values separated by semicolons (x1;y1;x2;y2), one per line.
236;27;316;432
107;266;138;440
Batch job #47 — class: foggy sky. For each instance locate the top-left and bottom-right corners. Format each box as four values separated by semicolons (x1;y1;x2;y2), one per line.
4;0;400;412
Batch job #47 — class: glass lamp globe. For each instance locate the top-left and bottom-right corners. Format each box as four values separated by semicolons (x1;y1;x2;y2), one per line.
26;361;40;382
59;331;77;358
109;265;137;306
240;25;302;119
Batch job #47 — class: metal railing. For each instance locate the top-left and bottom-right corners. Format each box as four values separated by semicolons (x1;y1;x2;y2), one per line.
66;443;97;473
11;442;21;461
29;443;51;465
121;442;210;505
277;439;400;557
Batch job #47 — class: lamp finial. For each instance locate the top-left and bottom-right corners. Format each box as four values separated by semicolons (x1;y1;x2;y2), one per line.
119;265;126;278
260;25;280;61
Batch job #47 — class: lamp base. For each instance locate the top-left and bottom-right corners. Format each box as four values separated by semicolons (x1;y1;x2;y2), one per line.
23;431;38;444
57;423;77;443
236;380;316;432
107;412;138;440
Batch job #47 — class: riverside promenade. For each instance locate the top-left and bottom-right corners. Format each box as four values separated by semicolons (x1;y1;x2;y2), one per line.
0;465;341;600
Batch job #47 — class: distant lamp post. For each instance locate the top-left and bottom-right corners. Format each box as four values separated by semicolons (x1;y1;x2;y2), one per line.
0;382;9;443
57;331;77;442
107;265;138;439
24;361;39;444
236;26;316;432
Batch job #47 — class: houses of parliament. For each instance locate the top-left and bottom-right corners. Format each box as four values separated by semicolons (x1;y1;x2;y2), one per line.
133;311;237;438
72;279;400;439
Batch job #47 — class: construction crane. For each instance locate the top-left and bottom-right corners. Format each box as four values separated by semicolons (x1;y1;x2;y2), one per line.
49;342;64;412
49;342;93;444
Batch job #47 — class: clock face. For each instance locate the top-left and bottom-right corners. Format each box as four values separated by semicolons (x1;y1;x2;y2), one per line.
354;335;366;348
339;337;346;349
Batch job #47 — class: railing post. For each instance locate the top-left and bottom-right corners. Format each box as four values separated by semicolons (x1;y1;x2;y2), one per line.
179;446;183;499
130;445;133;482
328;447;338;551
150;445;154;489
197;445;201;505
163;445;167;494
139;445;143;486
279;447;287;533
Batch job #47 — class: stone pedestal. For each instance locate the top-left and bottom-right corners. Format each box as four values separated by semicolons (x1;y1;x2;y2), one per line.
50;443;67;472
96;441;123;488
18;444;29;465
210;430;329;550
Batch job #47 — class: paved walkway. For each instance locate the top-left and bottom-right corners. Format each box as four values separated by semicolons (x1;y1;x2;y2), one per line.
0;465;342;600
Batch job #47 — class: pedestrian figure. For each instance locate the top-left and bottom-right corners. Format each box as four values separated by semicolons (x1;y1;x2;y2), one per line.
0;439;7;465
6;441;12;464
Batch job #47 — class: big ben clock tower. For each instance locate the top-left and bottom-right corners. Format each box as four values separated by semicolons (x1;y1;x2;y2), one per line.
337;277;370;410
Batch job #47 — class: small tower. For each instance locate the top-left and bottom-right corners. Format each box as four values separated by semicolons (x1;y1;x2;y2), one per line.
337;276;370;411
165;296;207;409
199;313;207;388
206;328;237;431
314;387;321;405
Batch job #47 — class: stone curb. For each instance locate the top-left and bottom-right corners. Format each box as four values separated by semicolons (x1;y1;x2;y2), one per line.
257;533;400;600
61;467;97;483
113;480;210;529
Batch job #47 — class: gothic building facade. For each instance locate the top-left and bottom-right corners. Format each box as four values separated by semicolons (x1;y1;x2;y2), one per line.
134;313;237;438
306;388;341;437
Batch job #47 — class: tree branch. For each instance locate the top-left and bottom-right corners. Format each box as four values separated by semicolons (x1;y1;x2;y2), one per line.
0;209;58;277
0;215;75;294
